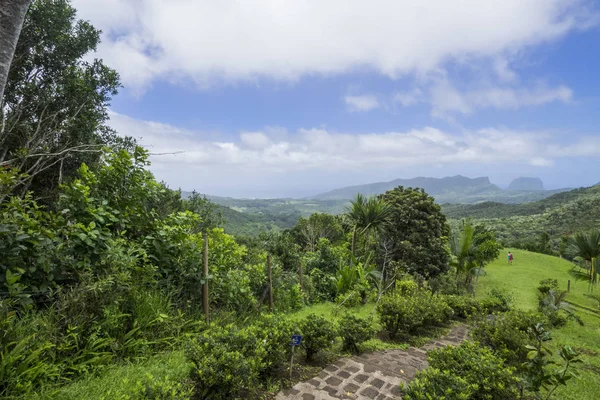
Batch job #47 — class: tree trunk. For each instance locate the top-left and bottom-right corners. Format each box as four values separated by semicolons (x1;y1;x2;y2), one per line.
0;0;32;102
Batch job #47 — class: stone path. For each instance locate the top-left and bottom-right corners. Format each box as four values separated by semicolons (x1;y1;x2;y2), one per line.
275;324;469;400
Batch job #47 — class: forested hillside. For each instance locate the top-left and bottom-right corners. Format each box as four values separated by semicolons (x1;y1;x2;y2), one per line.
443;185;600;251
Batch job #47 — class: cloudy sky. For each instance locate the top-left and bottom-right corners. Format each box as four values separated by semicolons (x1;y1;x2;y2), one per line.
72;0;600;198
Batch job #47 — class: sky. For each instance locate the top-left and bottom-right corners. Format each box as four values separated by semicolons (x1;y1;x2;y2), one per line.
71;0;600;198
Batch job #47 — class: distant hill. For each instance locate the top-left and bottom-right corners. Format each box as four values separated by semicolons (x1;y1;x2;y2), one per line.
310;175;569;204
443;185;600;249
508;177;544;191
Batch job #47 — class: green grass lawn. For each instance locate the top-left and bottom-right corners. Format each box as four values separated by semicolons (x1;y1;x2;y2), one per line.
476;249;600;400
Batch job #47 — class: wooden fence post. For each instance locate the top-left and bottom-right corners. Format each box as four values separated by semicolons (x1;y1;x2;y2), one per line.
298;262;304;292
268;254;274;312
567;279;571;293
203;231;209;323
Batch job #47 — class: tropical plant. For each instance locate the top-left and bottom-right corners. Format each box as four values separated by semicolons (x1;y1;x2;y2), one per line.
299;314;337;361
345;193;392;256
568;230;600;289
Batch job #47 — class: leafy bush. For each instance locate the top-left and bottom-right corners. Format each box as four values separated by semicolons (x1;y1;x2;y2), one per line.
299;314;337;361
487;287;514;311
102;373;194;400
185;325;264;399
185;315;293;398
377;290;452;339
471;310;545;367
245;314;295;373
338;313;375;354
403;342;520;399
443;295;482;319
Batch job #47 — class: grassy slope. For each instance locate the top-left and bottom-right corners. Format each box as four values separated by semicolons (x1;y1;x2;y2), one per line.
476;250;600;400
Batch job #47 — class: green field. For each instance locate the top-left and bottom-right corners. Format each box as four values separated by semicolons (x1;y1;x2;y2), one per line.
476;250;600;400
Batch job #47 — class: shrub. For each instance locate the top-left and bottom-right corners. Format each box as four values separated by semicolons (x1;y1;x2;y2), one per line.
338;313;375;354
378;292;424;339
299;314;337;361
185;315;294;398
245;314;295;374
486;287;514;311
404;342;520;399
471;310;545;367
443;295;482;319
102;373;194;399
185;325;264;399
377;291;452;339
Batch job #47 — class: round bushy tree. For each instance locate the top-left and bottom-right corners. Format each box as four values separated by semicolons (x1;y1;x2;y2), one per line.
380;187;450;279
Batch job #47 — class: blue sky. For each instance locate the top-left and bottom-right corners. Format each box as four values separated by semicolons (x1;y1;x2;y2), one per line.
73;0;600;198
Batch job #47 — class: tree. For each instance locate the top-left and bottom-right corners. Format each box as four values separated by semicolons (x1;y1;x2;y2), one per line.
292;212;343;251
568;230;600;288
0;0;32;101
1;0;120;200
345;193;392;256
380;187;450;279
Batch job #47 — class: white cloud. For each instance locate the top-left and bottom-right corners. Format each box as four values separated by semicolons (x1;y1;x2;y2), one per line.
344;95;380;112
108;112;600;194
392;80;573;116
72;0;595;90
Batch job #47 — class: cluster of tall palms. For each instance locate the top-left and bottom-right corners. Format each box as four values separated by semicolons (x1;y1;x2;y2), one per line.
568;230;600;289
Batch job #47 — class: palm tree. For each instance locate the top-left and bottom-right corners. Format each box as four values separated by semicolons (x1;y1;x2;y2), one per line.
345;194;392;256
568;230;600;289
450;220;475;282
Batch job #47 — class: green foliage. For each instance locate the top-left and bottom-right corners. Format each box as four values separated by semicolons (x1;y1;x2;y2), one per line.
2;0;121;199
102;373;194;400
403;342;520;400
185;315;293;399
307;267;338;302
380;187;450;279
471;310;545;367
444;186;600;255
292;212;344;251
338;313;375;354
523;323;583;399
377;290;452;339
299;314;337;361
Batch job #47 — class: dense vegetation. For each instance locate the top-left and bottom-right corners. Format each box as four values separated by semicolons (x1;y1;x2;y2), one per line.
1;2;598;399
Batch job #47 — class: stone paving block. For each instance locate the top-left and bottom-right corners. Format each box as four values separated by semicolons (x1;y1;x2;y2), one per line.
360;386;380;399
337;370;351;379
325;376;343;386
344;382;360;393
354;374;369;383
370;378;385;389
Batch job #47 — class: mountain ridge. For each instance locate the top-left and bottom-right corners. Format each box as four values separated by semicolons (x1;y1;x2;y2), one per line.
309;175;569;204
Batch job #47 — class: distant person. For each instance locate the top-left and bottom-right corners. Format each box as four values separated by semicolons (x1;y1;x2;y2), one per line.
508;252;513;265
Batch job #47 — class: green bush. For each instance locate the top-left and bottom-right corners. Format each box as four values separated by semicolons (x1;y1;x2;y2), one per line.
102;373;194;399
245;314;295;374
185;315;293;398
486;287;514;311
338;313;375;354
299;314;337;361
377;291;452;339
378;292;423;339
404;342;520;399
185;325;264;399
471;310;545;367
443;295;482;318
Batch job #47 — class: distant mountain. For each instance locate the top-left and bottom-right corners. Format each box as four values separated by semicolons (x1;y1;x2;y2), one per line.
309;175;569;204
508;177;544;191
